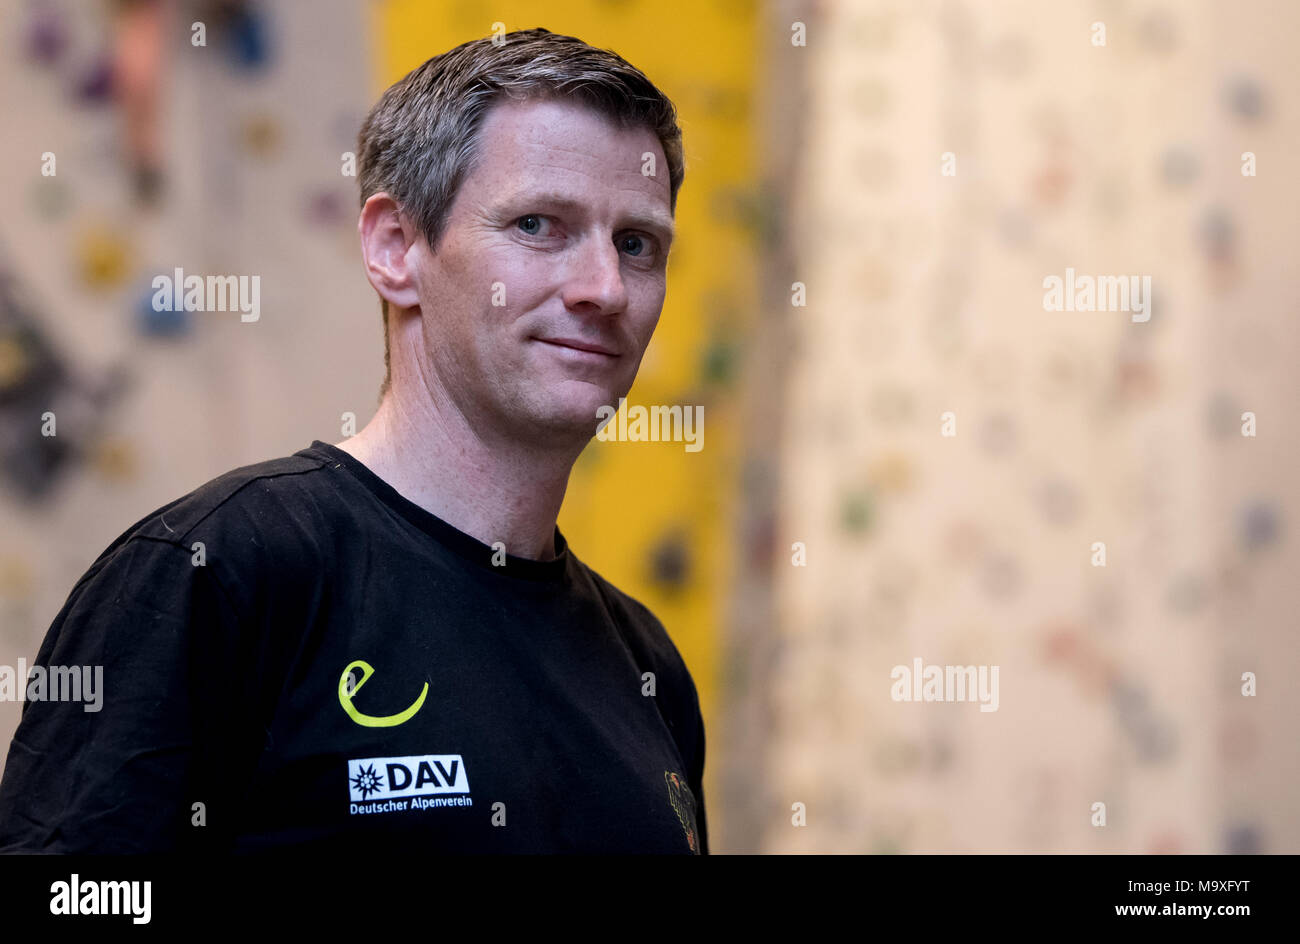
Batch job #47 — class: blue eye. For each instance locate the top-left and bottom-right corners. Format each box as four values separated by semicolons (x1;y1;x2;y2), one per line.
517;215;543;235
619;234;647;256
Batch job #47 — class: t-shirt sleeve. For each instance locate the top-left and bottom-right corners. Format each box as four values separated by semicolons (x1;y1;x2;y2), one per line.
0;536;247;853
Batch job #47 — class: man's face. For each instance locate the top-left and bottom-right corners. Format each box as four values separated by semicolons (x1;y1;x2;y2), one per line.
407;97;674;448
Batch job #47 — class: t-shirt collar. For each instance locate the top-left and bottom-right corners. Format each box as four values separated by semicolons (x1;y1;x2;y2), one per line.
301;440;571;583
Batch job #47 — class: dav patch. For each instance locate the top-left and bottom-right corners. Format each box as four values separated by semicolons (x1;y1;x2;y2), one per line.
664;770;700;854
347;754;470;808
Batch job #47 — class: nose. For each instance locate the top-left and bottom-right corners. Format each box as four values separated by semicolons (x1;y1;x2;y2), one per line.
561;234;628;316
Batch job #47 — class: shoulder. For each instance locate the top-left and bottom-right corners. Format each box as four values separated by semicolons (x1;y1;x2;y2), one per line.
576;561;703;713
73;447;340;606
578;562;707;787
582;565;680;665
128;449;333;549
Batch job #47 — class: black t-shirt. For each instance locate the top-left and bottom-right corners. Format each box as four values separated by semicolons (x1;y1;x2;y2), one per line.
0;441;707;854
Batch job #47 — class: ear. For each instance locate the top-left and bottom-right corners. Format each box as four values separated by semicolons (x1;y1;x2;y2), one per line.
359;193;422;310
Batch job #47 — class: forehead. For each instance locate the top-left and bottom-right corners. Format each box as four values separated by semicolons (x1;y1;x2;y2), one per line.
465;97;672;215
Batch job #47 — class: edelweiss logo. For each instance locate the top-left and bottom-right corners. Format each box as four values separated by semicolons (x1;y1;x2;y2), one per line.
347;754;473;815
351;763;384;800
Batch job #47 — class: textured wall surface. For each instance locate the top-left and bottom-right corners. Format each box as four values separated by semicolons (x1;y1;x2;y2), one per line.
0;0;377;775
752;0;1297;853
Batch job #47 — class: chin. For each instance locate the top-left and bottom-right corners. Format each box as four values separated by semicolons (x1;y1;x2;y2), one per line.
519;380;619;442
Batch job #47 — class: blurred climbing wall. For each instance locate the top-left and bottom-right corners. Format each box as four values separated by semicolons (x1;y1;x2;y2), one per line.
749;0;1299;853
0;0;381;776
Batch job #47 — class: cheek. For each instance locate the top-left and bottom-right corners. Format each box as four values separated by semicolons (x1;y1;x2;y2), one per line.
480;246;555;320
628;279;665;339
434;249;522;343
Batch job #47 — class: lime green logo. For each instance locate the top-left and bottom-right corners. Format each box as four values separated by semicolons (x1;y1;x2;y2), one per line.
338;660;428;728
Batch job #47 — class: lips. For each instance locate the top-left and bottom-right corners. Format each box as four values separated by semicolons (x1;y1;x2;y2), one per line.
535;337;619;357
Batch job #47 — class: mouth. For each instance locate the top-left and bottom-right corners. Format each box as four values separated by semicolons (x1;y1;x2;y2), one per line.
533;337;620;359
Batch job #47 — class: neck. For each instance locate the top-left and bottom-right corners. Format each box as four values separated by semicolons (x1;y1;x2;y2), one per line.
335;381;580;562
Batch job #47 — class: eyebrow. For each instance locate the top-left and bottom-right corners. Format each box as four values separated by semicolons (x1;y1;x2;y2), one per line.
501;191;675;246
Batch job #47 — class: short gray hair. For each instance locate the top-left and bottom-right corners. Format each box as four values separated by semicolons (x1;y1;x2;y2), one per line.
357;27;686;400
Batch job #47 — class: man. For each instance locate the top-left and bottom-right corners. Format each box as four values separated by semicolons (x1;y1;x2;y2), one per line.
0;27;707;854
